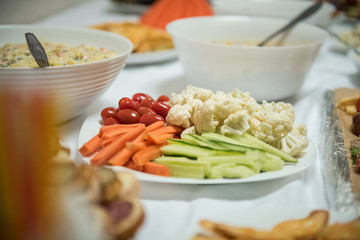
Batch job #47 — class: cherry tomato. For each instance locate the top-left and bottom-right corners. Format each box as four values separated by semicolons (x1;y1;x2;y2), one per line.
134;101;141;109
118;97;137;110
116;109;140;124
139;113;164;126
137;107;155;116
101;107;118;121
141;98;155;108
151;101;171;119
356;98;360;112
132;93;154;103
157;95;170;102
103;117;120;126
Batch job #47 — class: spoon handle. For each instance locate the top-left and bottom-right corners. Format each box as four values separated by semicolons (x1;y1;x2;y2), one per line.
258;1;323;47
25;32;50;68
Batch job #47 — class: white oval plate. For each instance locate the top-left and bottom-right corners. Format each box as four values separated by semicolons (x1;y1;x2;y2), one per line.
172;207;358;240
127;49;177;65
78;112;316;184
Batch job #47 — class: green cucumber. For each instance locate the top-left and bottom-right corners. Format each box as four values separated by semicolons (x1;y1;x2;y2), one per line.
261;154;285;172
160;143;216;158
198;154;256;168
154;156;211;175
222;165;255;178
181;134;227;150
158;163;206;179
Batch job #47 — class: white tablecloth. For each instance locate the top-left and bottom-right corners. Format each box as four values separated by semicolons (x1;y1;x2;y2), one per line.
34;1;359;239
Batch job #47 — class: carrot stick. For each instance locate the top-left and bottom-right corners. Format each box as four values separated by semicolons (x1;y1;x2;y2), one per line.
148;125;183;135
107;131;147;166
107;148;134;166
124;160;144;172
100;135;120;147
145;121;164;132
145;133;175;145
99;123;141;136
79;134;102;157
100;128;129;139
126;141;151;151
90;124;145;167
132;144;164;166
143;162;170;177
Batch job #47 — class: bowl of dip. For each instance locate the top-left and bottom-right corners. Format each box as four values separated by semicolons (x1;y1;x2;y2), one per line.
0;24;133;124
167;16;328;101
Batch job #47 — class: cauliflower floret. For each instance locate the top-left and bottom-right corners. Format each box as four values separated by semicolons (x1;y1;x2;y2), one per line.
230;89;260;114
278;124;309;157
248;101;295;146
193;99;219;133
220;111;251;136
181;126;196;136
166;104;193;129
168;85;214;106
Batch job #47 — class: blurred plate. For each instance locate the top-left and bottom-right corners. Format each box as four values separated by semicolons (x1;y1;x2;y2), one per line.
78;112;316;184
173;207;359;240
127;49;177;65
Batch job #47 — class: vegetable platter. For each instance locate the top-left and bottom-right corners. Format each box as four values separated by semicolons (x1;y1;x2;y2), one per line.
77;86;316;184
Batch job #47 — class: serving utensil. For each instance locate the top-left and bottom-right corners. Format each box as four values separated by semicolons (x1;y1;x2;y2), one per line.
258;1;323;47
25;32;50;67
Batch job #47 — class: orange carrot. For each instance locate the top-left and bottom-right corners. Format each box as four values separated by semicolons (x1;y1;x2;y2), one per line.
132;144;164;166
126;141;151;151
147;125;183;135
98;123;141;136
125;160;144;172
100;128;129;139
100;135;120;147
79;134;102;157
145;121;164;132
145;133;175;145
143;162;170;177
107;148;134;166
90;124;145;167
107;131;147;166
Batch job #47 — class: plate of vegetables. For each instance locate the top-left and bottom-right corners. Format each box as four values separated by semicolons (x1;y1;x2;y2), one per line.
78;89;316;184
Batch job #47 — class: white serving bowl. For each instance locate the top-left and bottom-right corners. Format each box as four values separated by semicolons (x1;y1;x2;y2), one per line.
0;25;133;124
213;0;335;28
166;16;328;101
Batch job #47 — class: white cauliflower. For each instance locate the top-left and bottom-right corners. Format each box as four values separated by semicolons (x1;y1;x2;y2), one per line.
166;104;193;129
168;85;213;106
220;111;251;136
248;101;295;146
166;85;307;154
278;124;309;157
193;99;219;133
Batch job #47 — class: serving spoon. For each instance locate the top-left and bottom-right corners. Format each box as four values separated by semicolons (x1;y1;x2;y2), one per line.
25;32;50;67
258;1;323;47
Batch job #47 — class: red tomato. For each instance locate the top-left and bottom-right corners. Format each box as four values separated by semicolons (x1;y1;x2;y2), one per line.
139;113;164;126
132;93;154;103
356;98;360;112
103;117;120;126
137;107;155;116
151;101;171;119
157;95;170;102
118;97;137;110
141;98;155;108
116;109;140;124
101;107;118;121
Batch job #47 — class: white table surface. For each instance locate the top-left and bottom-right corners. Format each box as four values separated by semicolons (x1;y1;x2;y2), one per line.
32;0;360;239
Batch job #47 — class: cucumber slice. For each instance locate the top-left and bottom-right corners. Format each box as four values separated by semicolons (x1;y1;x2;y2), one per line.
242;133;298;163
222;165;255;178
198;155;256;168
160;143;216;158
181;134;227;151
157;163;206;179
154;156;211;175
261;154;285;172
